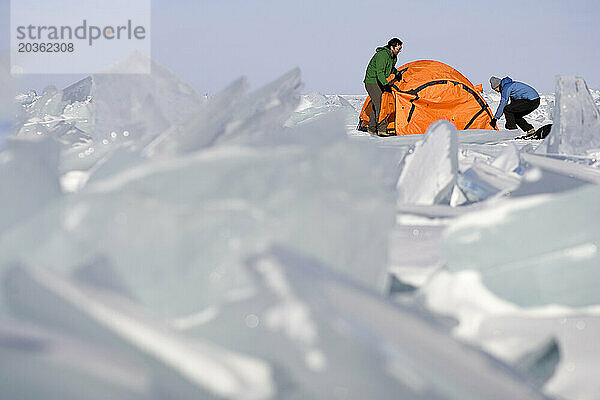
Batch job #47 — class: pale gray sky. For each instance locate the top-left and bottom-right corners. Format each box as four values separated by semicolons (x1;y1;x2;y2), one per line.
2;0;599;94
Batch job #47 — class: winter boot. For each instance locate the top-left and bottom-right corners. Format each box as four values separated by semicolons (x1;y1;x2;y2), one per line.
377;129;394;137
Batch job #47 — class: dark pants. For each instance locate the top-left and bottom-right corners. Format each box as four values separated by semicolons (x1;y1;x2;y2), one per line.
503;98;540;132
365;82;389;133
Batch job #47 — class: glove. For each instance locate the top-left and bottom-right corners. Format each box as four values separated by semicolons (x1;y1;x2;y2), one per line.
386;73;395;84
490;118;497;129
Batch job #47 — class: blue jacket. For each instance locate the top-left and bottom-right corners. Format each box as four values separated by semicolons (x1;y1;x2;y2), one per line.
494;77;540;119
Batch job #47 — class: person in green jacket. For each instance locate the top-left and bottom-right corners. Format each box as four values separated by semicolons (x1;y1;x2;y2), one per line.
364;38;403;136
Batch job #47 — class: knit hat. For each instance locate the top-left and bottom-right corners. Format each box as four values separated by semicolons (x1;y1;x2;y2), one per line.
490;76;501;89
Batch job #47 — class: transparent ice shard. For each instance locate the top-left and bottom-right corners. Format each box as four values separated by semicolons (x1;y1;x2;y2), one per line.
457;161;521;203
492;142;521;172
443;183;600;307
4;263;275;400
57;53;211;172
456;168;500;203
15;90;39;106
295;92;355;110
62;76;93;104
387;224;447;289
13;76;94;149
148;68;302;156
9;52;209;165
29;86;66;120
397;120;458;205
0;121;9;140
0;138;61;235
54;126;93;148
477;314;600;400
0;111;396;315
91;52;206;143
537;76;600;156
0;67;413;398
301;92;329;108
420;267;600;400
71;254;136;298
143;77;249;155
0;319;152;400
287;92;357;127
514;338;560;388
62;97;95;134
521;153;600;185
83;147;144;186
331;94;354;108
16;85;93;142
208;68;302;147
0;56;15;131
58;128;132;175
228;246;550;400
450;184;468;206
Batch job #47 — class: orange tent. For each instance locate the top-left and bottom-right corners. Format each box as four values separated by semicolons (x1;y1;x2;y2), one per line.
359;60;496;135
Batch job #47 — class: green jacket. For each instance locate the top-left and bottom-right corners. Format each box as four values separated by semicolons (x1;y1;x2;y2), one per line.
364;46;398;86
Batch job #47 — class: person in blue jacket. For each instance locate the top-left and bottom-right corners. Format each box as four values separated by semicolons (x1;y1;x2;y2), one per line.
489;76;540;136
